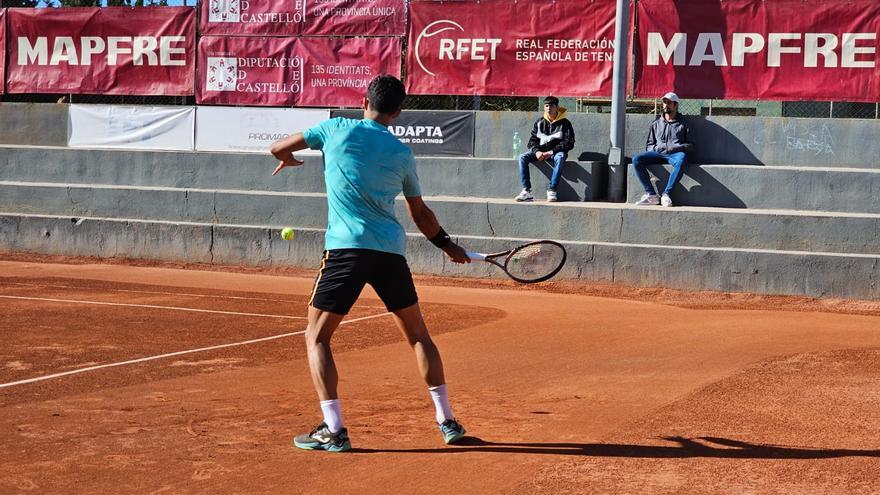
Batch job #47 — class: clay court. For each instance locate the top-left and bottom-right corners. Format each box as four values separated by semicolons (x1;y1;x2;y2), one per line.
2;255;879;494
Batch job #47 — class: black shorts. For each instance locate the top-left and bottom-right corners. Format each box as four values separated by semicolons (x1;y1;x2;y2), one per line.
308;249;419;315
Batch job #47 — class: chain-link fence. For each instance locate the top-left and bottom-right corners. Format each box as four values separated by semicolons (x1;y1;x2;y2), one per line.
0;93;195;105
405;95;540;111
6;91;874;120
675;99;880;119
404;95;880;119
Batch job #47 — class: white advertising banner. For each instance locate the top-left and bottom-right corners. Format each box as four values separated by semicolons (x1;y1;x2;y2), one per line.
195;106;328;153
68;105;195;151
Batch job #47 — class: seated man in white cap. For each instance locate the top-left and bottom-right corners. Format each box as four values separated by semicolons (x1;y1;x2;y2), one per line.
632;92;695;207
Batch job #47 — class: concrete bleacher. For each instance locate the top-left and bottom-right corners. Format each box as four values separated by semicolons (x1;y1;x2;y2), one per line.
626;164;880;213
1;104;878;300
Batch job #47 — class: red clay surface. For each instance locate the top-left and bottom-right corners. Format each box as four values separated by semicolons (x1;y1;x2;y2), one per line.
1;255;879;494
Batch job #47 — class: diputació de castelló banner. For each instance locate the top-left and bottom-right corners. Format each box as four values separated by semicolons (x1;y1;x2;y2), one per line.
200;0;406;37
197;35;400;107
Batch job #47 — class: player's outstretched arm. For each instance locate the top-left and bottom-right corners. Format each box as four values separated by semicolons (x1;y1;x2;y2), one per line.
270;133;308;175
405;196;470;264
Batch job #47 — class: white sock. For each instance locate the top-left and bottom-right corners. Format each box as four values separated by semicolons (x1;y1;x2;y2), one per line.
428;384;454;424
320;399;344;433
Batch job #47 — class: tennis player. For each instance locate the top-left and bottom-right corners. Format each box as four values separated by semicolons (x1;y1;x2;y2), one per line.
270;75;471;452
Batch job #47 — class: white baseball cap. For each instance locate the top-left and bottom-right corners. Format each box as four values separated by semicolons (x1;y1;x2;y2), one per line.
662;92;680;103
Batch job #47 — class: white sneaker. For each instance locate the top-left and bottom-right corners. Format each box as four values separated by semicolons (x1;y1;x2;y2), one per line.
546;190;558;202
660;193;673;207
635;193;660;206
515;188;534;202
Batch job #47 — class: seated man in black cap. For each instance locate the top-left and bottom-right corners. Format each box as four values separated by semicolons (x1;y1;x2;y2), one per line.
514;96;576;202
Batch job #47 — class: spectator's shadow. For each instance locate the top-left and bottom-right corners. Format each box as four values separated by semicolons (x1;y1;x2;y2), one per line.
643;164;747;208
531;151;608;202
628;117;765;207
689;117;763;165
354;435;880;458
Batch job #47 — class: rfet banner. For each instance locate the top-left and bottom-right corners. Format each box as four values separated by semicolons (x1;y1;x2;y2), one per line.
197;36;400;107
332;109;476;157
406;0;618;96
200;0;405;36
6;7;195;95
635;0;880;101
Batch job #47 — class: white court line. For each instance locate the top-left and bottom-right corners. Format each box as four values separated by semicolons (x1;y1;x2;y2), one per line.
0;295;308;320
5;282;295;303
0;311;392;389
111;288;292;302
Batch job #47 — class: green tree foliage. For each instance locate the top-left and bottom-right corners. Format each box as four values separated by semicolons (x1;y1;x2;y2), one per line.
55;0;101;6
105;0;170;6
0;0;170;7
2;0;42;6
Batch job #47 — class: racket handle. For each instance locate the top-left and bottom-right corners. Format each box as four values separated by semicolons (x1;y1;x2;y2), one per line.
466;251;487;261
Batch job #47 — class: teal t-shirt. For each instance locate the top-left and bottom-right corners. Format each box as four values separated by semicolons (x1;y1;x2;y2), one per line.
303;117;421;256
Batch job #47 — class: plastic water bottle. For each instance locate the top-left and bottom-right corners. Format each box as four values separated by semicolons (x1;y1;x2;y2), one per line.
512;131;521;158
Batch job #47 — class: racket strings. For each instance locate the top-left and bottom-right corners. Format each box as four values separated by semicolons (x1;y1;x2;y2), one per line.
506;243;565;282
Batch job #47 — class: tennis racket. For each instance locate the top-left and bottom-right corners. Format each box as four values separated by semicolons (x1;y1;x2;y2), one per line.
467;240;567;284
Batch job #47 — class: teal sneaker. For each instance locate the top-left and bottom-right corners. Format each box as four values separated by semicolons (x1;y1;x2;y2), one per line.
293;423;352;452
439;419;466;444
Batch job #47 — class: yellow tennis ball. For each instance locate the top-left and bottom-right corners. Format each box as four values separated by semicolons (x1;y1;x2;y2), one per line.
281;227;295;241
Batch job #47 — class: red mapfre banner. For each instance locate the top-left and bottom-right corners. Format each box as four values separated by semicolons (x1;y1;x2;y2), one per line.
197;36;400;107
635;0;880;101
406;0;618;97
6;7;195;95
0;10;6;95
200;0;405;36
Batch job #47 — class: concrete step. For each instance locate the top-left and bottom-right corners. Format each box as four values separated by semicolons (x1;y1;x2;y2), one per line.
3;181;879;255
626;163;880;213
8;145;880;214
403;156;607;202
9;145;880;212
3;104;880;168
2;212;878;300
0;146;322;193
0;146;606;202
476;112;880;169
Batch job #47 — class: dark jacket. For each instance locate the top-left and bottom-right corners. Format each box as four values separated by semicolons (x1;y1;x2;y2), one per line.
527;108;576;155
646;115;694;154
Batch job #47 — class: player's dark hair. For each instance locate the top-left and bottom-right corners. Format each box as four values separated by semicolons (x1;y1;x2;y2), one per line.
543;96;559;106
367;75;406;115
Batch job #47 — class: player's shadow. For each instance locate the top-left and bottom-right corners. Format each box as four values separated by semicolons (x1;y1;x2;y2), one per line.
353;436;880;458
